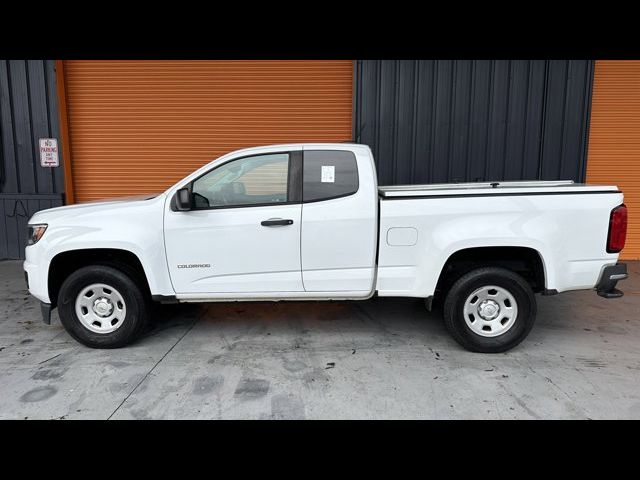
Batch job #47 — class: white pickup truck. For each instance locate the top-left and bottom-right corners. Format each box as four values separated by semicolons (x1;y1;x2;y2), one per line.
24;143;628;353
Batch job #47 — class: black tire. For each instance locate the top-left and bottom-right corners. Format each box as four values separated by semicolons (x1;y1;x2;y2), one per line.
443;267;536;353
57;265;149;348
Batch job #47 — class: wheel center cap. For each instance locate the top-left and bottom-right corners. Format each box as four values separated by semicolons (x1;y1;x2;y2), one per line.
477;299;500;320
93;297;113;317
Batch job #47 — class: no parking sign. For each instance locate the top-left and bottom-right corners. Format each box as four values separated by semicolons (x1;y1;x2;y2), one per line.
39;138;59;167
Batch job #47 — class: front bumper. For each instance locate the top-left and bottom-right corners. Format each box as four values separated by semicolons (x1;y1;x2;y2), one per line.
40;302;52;325
24;263;53;324
596;263;628;298
24;246;54;324
23;256;50;304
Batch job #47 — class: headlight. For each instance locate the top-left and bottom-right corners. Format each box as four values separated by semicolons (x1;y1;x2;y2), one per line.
27;224;48;246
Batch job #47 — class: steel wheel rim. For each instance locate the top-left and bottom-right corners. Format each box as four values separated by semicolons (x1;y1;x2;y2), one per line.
75;283;127;334
463;285;518;338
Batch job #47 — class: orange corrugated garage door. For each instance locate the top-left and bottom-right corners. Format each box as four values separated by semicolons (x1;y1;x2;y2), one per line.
59;60;353;203
587;60;640;260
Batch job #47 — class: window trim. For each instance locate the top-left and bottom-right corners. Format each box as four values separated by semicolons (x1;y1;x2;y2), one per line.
186;151;302;211
301;150;360;204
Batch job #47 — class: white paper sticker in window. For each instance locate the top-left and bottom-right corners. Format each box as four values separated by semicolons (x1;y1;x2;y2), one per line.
321;165;335;183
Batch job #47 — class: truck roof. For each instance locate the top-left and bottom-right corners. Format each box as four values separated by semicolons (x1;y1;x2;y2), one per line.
219;143;369;156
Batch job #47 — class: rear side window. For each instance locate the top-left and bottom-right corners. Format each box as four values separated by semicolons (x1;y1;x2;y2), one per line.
303;150;358;202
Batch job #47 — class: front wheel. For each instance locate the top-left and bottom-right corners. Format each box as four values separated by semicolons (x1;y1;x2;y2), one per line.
57;265;149;348
443;267;537;353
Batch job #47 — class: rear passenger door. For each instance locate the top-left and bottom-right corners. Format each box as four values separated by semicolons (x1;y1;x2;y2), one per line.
300;148;377;294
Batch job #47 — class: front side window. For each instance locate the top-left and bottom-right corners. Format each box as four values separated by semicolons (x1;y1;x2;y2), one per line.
303;150;358;202
192;153;290;208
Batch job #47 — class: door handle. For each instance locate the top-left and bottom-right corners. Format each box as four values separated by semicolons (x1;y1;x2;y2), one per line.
261;218;294;227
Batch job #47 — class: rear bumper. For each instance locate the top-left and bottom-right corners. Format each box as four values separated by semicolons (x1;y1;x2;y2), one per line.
596;263;628;298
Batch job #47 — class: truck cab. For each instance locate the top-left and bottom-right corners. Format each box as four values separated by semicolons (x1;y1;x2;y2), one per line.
165;143;378;298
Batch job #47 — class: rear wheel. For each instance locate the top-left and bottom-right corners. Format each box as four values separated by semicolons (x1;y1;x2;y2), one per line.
57;265;148;348
443;267;536;353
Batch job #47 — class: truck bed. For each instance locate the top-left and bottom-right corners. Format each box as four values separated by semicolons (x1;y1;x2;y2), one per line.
376;177;623;298
378;180;619;198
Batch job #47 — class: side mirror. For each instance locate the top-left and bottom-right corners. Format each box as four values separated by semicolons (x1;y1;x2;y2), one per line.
175;187;192;211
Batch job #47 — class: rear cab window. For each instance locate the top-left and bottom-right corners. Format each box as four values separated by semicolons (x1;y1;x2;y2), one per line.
303;150;358;202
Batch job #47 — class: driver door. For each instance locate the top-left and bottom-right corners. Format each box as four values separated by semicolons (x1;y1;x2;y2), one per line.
164;150;304;295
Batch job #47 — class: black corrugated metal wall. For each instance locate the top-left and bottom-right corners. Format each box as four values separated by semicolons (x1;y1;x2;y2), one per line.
0;59;596;260
0;60;65;260
353;60;594;185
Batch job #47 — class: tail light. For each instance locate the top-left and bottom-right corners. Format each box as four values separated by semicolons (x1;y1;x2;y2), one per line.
607;204;627;253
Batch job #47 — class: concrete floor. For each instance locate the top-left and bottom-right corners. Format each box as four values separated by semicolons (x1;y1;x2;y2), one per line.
1;260;639;419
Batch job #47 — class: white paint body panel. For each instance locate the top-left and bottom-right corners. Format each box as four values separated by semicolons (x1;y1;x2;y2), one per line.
300;145;377;294
24;143;623;306
24;194;174;304
164;204;303;294
376;192;623;297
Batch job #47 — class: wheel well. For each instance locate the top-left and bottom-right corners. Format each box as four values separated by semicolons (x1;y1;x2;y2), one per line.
48;248;151;308
434;247;546;300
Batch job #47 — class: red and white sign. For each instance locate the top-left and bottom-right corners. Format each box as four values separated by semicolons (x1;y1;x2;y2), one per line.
39;138;59;167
